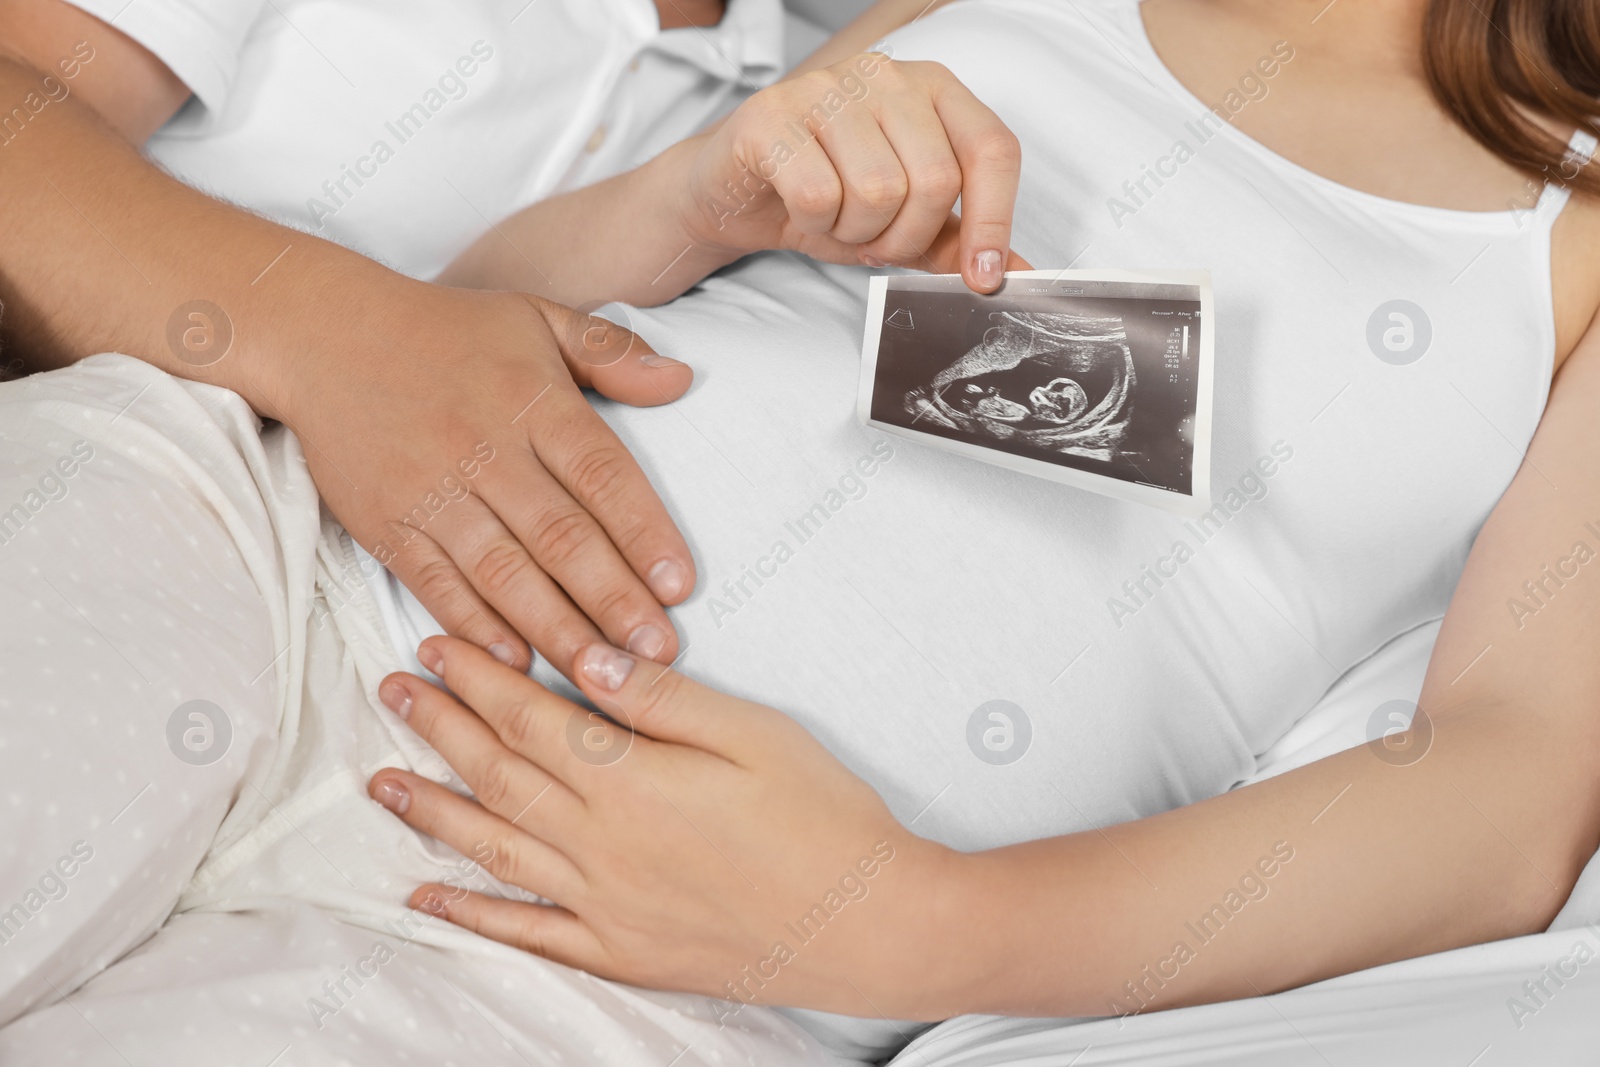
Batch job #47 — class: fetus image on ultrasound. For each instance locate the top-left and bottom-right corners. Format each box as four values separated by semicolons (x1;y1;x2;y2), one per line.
902;311;1135;462
860;272;1212;511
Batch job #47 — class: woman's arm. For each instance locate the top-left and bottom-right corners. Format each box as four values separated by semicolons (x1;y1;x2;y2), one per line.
787;0;960;76
438;44;1024;303
363;306;1600;1021
952;305;1600;1016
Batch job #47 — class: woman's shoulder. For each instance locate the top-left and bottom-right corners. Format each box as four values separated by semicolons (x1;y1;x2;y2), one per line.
1552;191;1600;371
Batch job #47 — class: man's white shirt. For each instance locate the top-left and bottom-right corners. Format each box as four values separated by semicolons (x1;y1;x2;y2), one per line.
63;0;784;277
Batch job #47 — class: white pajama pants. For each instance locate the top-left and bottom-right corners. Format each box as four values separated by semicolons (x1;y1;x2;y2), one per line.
0;356;833;1067
0;356;1595;1067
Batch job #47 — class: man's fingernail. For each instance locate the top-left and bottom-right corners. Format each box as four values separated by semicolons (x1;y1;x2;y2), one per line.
648;558;688;601
379;681;413;720
372;778;411;815
580;644;636;692
627;623;667;660
488;642;517;666
640;352;682;369
417;644;443;675
862;255;889;268
974;248;1004;288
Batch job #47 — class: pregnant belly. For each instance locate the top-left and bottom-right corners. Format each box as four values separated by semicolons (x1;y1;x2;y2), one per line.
571;254;1314;851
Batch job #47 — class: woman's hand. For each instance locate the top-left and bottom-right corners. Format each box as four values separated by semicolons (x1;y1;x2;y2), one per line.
679;53;1025;293
283;283;698;676
439;54;1029;305
365;636;971;1020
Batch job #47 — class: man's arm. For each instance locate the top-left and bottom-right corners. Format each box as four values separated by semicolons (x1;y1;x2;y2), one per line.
0;0;187;141
0;0;700;678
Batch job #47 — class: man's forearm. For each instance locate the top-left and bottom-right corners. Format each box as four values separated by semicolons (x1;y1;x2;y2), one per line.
0;51;413;416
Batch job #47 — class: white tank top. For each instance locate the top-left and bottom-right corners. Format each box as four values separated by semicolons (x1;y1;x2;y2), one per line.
361;0;1588;854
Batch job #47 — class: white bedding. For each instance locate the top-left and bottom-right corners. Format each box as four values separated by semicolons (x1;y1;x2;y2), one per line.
2;352;1594;1066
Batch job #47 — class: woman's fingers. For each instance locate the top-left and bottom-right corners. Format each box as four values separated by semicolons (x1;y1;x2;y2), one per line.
571;642;773;758
915;214;1034;278
922;65;1022;293
380;653;587;807
417;636;606;787
788;58;1021;292
762;127;846;237
814;104;910;245
853;94;962;268
410;888;605;972
369;768;583;901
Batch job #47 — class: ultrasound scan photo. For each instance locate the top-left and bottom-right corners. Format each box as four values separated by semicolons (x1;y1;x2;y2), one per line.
858;270;1214;513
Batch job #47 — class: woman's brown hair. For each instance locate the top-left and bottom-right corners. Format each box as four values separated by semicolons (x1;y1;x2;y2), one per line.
1424;0;1600;198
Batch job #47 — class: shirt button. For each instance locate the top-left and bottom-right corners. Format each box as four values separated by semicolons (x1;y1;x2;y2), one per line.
584;124;608;153
628;57;641;72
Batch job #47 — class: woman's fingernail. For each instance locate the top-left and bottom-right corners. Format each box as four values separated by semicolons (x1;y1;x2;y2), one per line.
640;352;682;369
648;558;688;601
580;644;636;691
417;643;443;675
626;623;667;660
862;255;889;268
974;248;1004;288
379;681;413;720
488;642;517;666
417;891;448;917
372;778;411;815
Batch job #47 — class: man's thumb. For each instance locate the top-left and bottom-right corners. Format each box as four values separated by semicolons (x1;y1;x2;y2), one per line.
540;299;693;408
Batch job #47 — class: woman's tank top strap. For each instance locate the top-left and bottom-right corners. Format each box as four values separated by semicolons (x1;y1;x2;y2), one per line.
1535;128;1600;222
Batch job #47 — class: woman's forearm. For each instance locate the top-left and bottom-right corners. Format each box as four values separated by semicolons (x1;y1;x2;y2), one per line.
787;0;960;76
435;136;741;307
434;0;966;306
948;327;1600;1019
947;699;1597;1018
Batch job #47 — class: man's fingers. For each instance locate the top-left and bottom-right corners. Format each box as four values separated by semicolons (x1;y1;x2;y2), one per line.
538;303;699;615
368;767;582;899
923;69;1022;294
541;301;692;409
422;488;625;676
374;529;531;670
468;445;682;664
411;888;604;971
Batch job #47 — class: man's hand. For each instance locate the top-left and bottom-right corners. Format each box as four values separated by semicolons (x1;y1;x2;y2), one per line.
366;636;968;1019
0;1;698;674
291;284;696;672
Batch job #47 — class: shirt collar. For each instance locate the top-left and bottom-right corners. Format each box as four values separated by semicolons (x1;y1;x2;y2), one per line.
642;0;787;90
